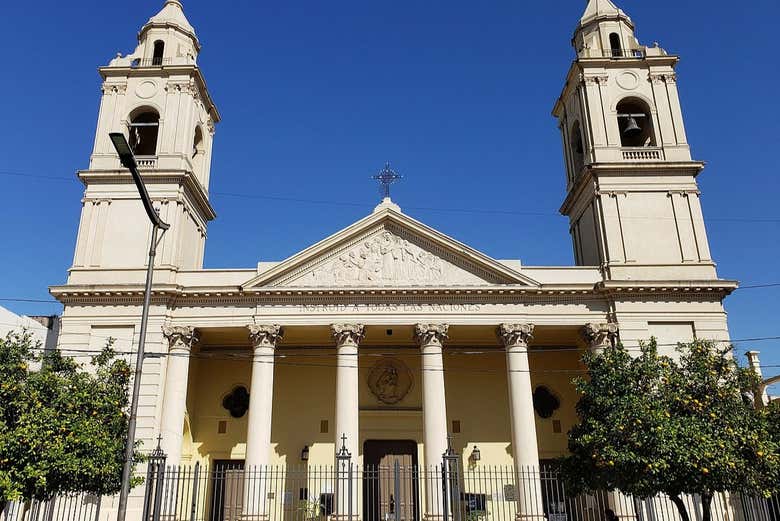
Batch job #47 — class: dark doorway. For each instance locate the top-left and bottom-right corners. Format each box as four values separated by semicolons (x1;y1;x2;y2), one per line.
363;440;419;521
209;460;245;521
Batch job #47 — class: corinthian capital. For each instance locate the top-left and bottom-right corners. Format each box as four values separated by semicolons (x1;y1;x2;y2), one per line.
582;323;619;351
414;324;449;347
497;323;534;348
331;324;365;347
162;325;199;350
247;324;284;349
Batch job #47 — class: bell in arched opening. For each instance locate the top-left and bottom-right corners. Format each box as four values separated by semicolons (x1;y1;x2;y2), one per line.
623;116;641;136
616;99;655;147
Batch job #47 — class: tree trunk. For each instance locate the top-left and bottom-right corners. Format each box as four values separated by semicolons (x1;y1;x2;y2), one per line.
670;495;691;521
701;492;713;521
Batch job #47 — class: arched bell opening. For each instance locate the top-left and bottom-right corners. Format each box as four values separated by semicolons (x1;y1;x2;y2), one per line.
128;109;160;156
616;98;655;147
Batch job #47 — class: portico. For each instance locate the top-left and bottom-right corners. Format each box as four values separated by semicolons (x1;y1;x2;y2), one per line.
157;319;586;520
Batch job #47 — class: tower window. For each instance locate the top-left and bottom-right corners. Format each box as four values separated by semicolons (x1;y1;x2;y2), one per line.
152;40;165;66
617;99;655;147
191;126;205;177
128;111;160;156
570;121;585;176
609;33;623;57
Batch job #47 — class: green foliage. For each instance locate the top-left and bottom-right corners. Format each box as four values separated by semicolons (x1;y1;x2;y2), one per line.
0;330;137;503
561;339;780;521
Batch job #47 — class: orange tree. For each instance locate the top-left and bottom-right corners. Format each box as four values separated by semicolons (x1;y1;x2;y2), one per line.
560;339;779;521
0;331;137;510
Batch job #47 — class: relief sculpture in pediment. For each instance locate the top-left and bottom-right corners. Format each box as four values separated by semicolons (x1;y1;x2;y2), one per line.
307;231;448;285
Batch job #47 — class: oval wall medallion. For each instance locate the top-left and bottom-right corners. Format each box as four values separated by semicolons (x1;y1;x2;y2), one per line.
136;80;158;99
616;71;639;91
367;358;413;405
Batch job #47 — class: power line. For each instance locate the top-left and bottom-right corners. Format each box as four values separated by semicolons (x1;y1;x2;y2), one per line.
17;332;780;357
2;170;779;223
19;343;780;376
0;298;61;304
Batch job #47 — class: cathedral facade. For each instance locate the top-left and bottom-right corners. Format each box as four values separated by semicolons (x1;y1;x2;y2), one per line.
50;1;738;520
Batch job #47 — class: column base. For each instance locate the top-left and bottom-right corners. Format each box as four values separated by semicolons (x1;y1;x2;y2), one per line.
239;514;269;521
423;514;444;521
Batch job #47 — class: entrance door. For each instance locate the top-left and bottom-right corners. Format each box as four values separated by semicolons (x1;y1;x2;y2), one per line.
210;460;245;521
364;440;419;521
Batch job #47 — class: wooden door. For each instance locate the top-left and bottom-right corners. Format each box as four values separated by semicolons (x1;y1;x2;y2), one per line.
364;441;419;521
210;460;245;521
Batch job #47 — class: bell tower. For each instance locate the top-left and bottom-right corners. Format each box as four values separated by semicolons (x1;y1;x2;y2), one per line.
554;0;716;281
71;0;219;277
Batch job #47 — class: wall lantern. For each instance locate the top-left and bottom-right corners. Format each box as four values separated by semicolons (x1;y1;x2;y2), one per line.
469;445;481;463
301;445;310;462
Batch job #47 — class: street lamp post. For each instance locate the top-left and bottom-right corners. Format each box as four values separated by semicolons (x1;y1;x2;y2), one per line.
109;133;170;521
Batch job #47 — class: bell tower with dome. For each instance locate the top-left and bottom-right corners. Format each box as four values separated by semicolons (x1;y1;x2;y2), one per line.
70;0;219;278
554;0;717;282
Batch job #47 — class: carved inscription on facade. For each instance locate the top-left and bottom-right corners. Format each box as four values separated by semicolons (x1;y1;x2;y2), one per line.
295;231;485;286
296;303;482;313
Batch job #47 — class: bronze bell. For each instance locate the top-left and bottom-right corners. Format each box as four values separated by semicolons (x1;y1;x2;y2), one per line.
623;116;642;136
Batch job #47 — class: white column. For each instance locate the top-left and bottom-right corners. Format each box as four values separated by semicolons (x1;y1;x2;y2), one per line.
415;323;449;521
582;323;635;521
746;351;769;407
243;324;283;520
159;325;199;467
331;324;364;519
581;322;619;356
498;324;544;521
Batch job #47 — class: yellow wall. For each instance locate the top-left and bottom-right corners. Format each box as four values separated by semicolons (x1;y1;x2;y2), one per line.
185;356;251;464
182;345;585;467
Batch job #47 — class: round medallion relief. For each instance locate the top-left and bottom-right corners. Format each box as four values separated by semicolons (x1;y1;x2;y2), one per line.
616;71;639;91
367;358;413;405
136;80;158;99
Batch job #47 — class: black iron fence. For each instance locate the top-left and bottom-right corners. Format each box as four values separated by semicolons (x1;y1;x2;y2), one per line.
0;494;101;521
2;460;777;521
138;461;777;521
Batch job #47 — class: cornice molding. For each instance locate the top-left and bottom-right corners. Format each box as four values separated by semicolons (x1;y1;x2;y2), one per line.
77;169;216;221
48;279;737;307
559;161;706;216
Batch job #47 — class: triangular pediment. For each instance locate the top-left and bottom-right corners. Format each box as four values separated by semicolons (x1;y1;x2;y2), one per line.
242;206;539;289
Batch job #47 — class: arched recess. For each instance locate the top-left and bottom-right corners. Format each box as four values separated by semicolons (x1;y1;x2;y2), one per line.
191;125;206;180
128;108;160;156
616;97;656;147
609;33;622;57
153;40;165;65
570;121;585;177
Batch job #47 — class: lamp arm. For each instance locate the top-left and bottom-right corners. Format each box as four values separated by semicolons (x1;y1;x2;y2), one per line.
128;164;170;230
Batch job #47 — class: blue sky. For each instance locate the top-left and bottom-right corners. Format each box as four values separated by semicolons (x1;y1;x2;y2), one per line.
0;1;777;379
